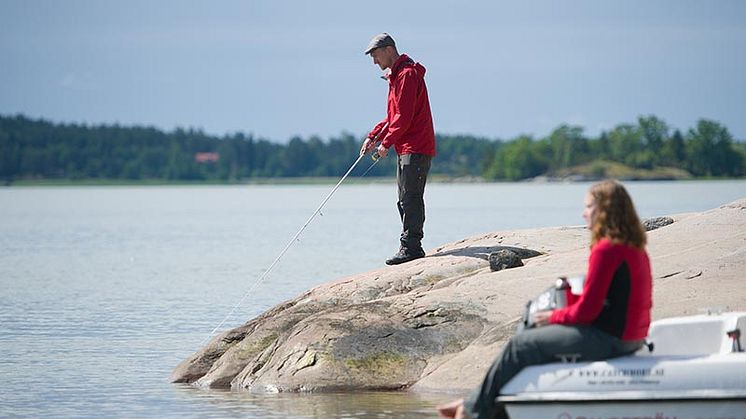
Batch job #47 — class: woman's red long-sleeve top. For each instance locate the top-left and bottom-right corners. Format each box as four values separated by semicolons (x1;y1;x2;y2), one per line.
550;238;652;341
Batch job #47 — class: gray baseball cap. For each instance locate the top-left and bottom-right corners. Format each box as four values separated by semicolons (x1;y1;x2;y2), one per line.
364;33;395;55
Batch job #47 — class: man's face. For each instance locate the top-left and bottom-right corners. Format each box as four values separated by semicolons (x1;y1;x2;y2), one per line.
370;47;394;70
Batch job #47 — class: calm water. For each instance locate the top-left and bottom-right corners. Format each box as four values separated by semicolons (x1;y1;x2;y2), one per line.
1;180;745;418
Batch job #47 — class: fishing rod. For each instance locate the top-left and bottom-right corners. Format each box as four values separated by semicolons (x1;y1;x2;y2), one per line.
201;124;388;344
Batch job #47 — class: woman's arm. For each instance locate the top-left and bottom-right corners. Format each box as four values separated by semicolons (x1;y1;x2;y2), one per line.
550;240;620;325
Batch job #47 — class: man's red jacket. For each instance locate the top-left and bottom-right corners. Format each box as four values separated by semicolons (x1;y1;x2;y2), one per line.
368;54;436;156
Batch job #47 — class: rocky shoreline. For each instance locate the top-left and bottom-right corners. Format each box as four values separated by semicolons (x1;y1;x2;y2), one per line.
171;199;746;393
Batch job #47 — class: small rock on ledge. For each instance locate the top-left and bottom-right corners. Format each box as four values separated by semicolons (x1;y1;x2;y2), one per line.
489;249;524;272
643;216;674;231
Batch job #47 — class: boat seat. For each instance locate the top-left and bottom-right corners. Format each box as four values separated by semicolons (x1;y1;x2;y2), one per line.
638;312;746;356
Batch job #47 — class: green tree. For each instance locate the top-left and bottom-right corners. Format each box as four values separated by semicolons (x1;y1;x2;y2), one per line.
284;137;312;176
593;131;611;160
608;124;642;167
637;115;669;167
685;119;742;176
545;125;588;170
485;136;547;180
660;129;686;167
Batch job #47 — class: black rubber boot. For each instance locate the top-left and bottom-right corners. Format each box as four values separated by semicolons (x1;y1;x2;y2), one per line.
385;247;426;265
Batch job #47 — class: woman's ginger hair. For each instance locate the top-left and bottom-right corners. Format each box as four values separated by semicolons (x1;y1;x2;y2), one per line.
589;180;647;249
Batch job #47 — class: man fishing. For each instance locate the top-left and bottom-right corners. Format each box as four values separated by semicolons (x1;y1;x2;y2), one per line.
360;33;436;265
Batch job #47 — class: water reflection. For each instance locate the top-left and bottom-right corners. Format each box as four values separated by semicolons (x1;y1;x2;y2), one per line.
172;385;453;418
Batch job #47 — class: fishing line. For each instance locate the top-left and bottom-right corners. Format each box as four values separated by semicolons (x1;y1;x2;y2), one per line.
201;153;365;344
359;158;380;178
201;125;388;345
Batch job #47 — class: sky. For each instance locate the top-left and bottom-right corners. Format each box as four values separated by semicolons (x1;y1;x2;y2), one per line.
1;0;745;142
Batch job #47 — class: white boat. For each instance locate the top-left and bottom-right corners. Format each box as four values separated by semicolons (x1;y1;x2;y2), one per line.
498;311;746;419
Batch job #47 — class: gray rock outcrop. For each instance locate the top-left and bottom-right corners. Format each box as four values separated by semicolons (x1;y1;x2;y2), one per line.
172;198;746;393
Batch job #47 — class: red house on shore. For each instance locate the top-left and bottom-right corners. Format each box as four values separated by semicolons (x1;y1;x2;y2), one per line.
194;152;219;163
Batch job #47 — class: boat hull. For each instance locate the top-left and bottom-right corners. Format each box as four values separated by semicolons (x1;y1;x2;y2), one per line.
505;399;746;419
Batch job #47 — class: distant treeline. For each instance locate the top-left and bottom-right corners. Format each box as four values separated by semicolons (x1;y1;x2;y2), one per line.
1;114;744;182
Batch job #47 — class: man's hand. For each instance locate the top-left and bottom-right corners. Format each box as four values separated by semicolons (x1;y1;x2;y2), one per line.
360;137;377;156
376;143;388;158
532;310;552;327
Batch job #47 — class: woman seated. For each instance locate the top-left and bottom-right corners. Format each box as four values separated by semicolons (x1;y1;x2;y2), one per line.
438;180;653;419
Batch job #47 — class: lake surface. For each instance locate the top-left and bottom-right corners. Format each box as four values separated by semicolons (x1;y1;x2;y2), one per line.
1;180;745;418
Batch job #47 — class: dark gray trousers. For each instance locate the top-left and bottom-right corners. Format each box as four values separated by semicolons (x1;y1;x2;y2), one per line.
464;324;643;419
396;153;432;252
